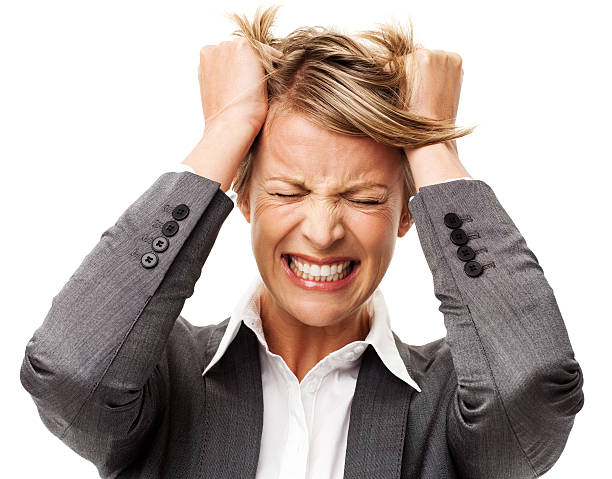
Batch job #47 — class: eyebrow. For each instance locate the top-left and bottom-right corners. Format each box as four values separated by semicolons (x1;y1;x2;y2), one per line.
267;176;389;192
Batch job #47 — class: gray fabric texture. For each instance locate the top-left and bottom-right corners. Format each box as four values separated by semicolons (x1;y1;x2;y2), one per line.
20;172;584;478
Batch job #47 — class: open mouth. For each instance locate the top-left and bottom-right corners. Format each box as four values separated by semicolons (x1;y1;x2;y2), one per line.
281;254;360;290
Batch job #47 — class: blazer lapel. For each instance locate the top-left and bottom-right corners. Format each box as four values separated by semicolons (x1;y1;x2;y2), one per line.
200;321;264;478
343;342;415;479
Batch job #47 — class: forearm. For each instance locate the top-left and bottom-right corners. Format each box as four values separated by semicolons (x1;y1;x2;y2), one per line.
408;179;584;477
182;119;258;192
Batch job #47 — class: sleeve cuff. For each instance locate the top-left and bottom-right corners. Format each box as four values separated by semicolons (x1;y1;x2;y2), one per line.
408;177;475;203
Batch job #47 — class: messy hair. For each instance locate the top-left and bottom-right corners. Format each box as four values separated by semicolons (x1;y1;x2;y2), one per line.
225;4;475;222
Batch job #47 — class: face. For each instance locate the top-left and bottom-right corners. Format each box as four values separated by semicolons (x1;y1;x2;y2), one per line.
238;106;413;331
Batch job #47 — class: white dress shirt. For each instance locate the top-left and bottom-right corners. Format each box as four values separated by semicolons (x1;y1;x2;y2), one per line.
176;161;473;478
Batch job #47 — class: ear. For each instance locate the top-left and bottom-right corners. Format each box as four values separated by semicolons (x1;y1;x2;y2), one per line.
237;194;251;224
397;207;414;238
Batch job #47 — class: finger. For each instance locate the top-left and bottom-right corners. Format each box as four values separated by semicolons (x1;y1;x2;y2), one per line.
265;44;283;59
269;47;283;59
254;40;283;59
197;64;204;89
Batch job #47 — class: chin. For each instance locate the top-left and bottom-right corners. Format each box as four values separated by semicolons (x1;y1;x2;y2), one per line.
286;302;354;328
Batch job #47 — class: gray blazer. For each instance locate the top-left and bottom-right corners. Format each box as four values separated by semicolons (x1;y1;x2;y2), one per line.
19;171;584;478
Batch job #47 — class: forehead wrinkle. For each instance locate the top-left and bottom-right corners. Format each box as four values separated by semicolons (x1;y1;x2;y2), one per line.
266;115;335;162
267;175;388;192
259;113;401;194
265;158;389;193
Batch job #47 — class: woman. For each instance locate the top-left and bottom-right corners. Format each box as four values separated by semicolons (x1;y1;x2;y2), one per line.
20;5;584;478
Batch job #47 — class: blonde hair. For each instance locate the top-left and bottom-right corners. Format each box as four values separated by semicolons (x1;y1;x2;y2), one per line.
225;4;476;222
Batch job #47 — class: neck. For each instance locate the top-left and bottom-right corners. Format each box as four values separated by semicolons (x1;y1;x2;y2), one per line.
259;289;371;383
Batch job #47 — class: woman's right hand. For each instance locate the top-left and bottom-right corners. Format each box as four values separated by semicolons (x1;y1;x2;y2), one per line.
198;38;282;136
182;38;282;192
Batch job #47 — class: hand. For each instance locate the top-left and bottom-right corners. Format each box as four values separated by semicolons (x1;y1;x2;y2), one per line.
405;48;463;122
198;38;283;136
183;38;283;191
399;48;471;190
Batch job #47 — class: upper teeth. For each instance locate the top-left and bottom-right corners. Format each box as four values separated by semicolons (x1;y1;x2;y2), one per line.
289;255;352;276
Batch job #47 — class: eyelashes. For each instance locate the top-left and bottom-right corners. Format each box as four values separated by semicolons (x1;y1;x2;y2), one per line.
272;193;383;205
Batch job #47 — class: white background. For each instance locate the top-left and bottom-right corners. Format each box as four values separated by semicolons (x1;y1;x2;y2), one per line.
2;0;608;477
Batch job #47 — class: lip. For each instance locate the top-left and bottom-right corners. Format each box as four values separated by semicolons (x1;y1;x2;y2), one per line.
281;254;360;292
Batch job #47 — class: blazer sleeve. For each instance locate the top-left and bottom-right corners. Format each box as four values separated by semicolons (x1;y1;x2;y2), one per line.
19;171;234;477
407;179;584;478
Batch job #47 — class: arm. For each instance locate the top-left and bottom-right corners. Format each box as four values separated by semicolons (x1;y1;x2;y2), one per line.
406;146;584;478
19;170;234;476
20;34;275;476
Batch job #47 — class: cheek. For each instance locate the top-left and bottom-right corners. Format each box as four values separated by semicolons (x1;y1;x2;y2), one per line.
346;208;397;255
250;201;296;257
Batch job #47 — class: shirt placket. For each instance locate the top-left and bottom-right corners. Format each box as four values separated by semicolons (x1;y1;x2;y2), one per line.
277;360;310;479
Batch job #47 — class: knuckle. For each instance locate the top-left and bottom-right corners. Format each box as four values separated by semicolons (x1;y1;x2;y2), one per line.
449;52;463;65
200;45;215;57
234;37;251;48
416;48;433;62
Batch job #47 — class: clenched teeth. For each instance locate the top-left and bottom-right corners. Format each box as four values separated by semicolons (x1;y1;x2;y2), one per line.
288;255;355;282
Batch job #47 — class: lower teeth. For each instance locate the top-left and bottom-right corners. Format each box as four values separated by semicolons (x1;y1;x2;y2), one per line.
288;257;353;282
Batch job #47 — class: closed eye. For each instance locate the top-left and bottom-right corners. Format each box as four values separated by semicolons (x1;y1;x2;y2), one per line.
272;193;383;205
350;199;382;205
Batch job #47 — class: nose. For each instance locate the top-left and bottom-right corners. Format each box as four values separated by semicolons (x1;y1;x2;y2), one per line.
300;199;345;250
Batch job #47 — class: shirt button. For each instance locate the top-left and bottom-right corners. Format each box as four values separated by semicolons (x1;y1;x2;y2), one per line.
305;381;317;393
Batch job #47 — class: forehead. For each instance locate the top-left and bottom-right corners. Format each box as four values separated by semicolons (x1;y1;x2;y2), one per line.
254;110;402;187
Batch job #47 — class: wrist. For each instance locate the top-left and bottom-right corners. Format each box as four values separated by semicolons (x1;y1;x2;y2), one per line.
403;140;471;192
183;120;259;192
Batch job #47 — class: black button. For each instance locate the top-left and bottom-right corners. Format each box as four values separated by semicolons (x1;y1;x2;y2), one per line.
141;252;158;269
450;228;469;245
152;236;169;253
464;260;483;277
457;245;475;261
444;213;462;229
162;220;179;237
172;204;190;221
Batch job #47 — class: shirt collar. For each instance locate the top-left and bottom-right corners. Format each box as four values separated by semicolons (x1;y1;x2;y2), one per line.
201;274;422;393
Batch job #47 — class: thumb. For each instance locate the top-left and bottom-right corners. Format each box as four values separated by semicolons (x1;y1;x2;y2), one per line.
259;42;283;59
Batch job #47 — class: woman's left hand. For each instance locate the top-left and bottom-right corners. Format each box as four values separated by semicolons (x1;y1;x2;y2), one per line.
400;48;472;191
406;48;463;122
